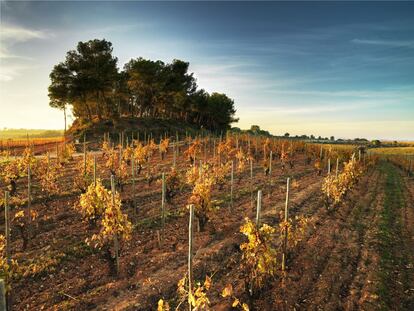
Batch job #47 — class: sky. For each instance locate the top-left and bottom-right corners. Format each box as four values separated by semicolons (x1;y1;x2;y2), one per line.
0;1;413;140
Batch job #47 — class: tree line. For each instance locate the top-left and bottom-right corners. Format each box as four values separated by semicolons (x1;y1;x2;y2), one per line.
48;39;238;133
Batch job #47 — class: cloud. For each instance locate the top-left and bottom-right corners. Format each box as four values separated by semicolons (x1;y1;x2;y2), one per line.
351;38;414;48
0;24;50;81
267;88;414;100
0;24;49;42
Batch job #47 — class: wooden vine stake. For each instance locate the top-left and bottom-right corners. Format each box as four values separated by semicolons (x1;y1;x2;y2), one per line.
250;159;254;209
4;192;11;265
256;190;262;227
4;191;11;309
131;155;136;215
0;279;6;311
93;155;97;186
173;142;176;168
83;135;87;173
230;160;234;211
335;158;339;177
110;175;119;276
269;151;272;175
27;164;32;225
161;172;166;245
188;204;194;311
282;177;290;272
328;158;331;174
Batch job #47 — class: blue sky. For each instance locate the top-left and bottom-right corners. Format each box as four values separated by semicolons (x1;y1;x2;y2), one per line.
1;1;413;140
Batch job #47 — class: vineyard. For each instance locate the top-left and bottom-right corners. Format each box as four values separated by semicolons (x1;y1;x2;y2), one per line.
0;133;413;310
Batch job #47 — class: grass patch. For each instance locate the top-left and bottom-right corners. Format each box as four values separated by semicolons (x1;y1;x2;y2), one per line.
376;161;412;310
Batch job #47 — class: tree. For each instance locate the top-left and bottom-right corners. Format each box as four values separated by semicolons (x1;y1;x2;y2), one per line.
48;62;71;134
371;140;381;147
284;133;290;137
49;39;238;132
250;125;261;134
330;136;335;141
205;92;238;132
49;39;119;122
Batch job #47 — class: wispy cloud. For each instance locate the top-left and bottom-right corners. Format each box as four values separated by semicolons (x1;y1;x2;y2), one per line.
351;38;414;48
0;24;49;42
0;24;50;81
267;88;414;100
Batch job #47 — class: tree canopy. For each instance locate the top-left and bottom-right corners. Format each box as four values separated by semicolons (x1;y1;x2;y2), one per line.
49;39;238;132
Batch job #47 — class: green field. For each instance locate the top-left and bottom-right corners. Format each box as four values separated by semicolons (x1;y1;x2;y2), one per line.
0;128;63;139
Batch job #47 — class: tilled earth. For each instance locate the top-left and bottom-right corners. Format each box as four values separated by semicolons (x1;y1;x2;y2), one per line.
3;149;413;311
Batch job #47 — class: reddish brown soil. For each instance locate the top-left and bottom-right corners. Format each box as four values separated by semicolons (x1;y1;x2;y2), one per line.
3;148;413;311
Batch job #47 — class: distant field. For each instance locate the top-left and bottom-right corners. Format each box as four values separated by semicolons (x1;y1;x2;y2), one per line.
0;129;64;154
369;147;414;155
0;128;63;139
313;143;357;151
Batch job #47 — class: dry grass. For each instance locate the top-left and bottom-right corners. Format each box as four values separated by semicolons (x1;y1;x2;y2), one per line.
369;147;414;155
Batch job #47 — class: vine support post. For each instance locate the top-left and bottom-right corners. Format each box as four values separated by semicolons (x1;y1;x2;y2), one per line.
131;155;136;214
4;190;11;309
173;142;176;168
83;135;87;174
188;204;194;311
161;172;166;245
255;137;258;159
282;177;290;272
250;159;254;209
213;139;216;159
328;158;331;174
230;160;234;211
320;145;323;159
269;151;272;176
256;190;262;227
4;191;11;266
93;155;97;186
335;158;339;177
204;139;207;161
110;175;119;276
248;136;251;155
0;280;6;311
27;164;32;225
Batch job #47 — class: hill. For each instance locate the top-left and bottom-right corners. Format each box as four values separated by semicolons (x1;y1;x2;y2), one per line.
67;117;210;142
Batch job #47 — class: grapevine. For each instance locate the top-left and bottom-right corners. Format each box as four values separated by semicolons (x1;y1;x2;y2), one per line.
239;218;277;295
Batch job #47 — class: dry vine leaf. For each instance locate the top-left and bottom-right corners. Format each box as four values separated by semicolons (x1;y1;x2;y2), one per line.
221;283;233;297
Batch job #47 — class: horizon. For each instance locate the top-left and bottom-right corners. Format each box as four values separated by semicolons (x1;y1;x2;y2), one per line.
1;1;414;140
